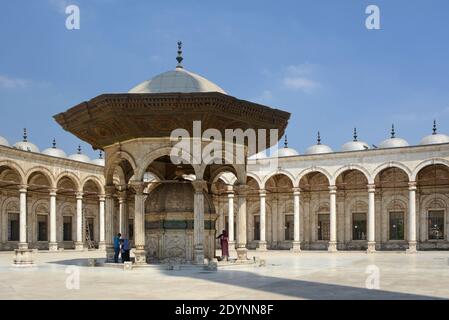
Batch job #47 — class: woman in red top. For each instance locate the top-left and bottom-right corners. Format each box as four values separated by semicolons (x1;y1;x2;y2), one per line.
217;230;229;261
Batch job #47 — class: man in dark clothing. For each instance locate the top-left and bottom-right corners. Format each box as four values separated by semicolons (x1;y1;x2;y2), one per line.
113;233;121;263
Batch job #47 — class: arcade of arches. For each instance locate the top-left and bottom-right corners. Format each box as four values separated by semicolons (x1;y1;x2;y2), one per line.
1;143;449;263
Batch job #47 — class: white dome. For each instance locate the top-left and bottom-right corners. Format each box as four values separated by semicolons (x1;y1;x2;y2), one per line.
305;144;333;155
69;154;91;163
129;67;227;94
0;136;10;147
420;133;449;145
341;141;369;152
14;129;39;153
43;147;67;158
379;137;409;149
69;146;91;163
248;150;267;160
14;141;39;153
274;147;299;157
42;139;67;158
91;158;105;166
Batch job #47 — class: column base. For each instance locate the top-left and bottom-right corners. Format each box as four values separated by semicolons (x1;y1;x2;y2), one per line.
75;242;84;251
236;247;248;261
291;241;301;253
366;242;376;254
327;241;338;252
13;248;35;267
256;241;267;251
98;241;106;251
134;248;147;265
106;246;115;263
49;242;58;252
406;241;417;254
194;248;205;265
18;242;28;250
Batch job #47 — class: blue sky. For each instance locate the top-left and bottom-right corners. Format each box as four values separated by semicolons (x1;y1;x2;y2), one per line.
1;0;449;158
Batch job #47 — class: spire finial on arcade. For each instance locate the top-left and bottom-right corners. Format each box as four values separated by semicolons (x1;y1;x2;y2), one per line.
353;127;358;141
176;41;183;69
391;124;396;139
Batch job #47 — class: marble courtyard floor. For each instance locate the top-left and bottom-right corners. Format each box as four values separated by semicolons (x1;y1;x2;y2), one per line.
0;250;448;300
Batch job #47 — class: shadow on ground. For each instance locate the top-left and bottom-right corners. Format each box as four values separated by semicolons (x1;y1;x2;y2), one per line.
47;257;440;300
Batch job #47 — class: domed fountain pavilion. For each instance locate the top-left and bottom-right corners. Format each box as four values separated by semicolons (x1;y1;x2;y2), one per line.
54;43;290;264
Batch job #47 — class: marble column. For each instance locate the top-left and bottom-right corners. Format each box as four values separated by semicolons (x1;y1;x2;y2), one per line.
218;195;225;235
13;185;35;266
131;183;147;265
328;185;338;252
292;187;301;253
118;190;128;238
98;195;106;250
235;184;248;261
367;184;376;253
19;185;28;250
105;186;116;262
75;192;84;251
227;187;235;250
192;180;207;264
407;182;417;253
257;189;267;251
49;188;58;251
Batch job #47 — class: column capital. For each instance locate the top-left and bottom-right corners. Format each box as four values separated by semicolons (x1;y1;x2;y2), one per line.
227;191;234;198
129;181;147;195
192;180;208;193
19;185;28;193
49;188;58;196
234;184;249;196
328;185;337;194
75;192;84;200
105;185;116;197
118;190;128;203
292;187;301;195
408;181;417;190
258;189;267;197
367;184;376;193
98;194;106;202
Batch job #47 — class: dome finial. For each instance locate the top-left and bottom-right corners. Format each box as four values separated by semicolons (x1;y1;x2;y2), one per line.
391;124;396;138
176;41;183;69
353;127;358;141
284;135;288;148
99;150;103;159
77;145;82;154
23;128;27;142
317;131;321;145
433;120;437;135
52;138;57;148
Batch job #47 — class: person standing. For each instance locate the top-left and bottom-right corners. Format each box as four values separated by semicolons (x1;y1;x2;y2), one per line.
113;233;121;263
216;230;229;261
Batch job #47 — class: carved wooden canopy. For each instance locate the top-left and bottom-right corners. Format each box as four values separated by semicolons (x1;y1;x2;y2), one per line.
54;92;290;150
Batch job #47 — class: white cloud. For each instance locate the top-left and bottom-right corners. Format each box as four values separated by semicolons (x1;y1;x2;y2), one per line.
253;90;274;104
0;75;30;89
283;77;320;93
48;0;72;14
282;63;321;93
